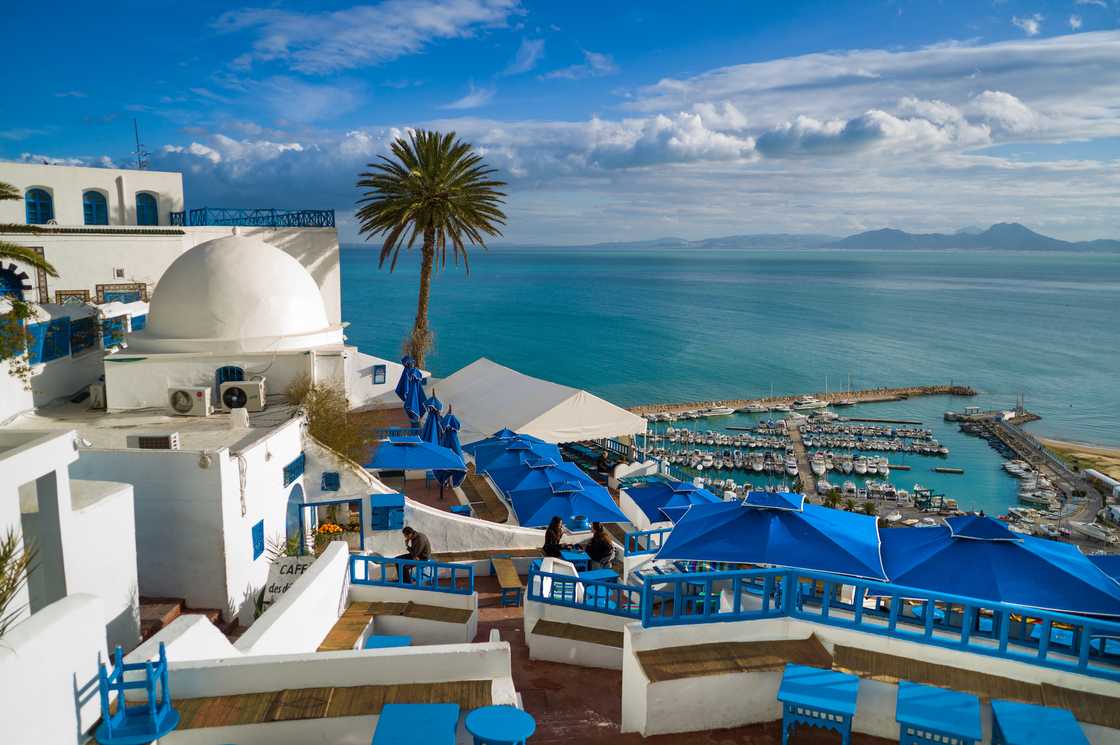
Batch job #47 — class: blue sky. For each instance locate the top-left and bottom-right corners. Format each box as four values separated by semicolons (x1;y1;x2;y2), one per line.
2;0;1119;243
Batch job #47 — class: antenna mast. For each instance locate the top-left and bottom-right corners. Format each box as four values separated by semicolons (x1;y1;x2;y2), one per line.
132;119;149;170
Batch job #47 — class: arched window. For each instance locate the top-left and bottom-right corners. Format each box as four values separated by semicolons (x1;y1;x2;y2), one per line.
25;188;53;224
83;191;108;225
136;192;158;226
286;483;308;544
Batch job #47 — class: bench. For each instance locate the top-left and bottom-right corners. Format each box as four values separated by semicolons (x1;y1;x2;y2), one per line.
491;557;524;607
531;619;623;649
461;473;509;523
319;602;473;651
636;635;833;683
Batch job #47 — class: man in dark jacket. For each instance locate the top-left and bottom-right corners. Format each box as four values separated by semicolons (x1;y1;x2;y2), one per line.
397;526;432;582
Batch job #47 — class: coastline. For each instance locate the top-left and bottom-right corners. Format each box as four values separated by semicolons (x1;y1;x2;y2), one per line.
1039;437;1120;480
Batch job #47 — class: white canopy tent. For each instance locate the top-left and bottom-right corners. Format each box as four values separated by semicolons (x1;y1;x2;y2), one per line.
431;358;647;445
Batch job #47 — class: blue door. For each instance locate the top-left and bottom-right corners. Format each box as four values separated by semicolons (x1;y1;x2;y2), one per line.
25;188;53;224
136;192;158;225
285;483;306;545
83;191;108;225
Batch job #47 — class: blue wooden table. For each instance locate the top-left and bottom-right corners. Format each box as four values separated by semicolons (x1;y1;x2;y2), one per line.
363;634;411;649
991;700;1088;745
776;663;859;745
561;549;590;571
372;703;459;745
464;704;536;745
579;568;618;581
895;681;981;745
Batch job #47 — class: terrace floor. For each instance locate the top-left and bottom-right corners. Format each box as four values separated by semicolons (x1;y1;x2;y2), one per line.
470;575;892;745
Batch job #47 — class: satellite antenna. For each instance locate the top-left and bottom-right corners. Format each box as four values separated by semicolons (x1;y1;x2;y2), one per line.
132;119;149;170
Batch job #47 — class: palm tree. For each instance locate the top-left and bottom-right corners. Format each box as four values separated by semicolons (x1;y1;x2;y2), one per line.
0;527;36;637
860;501;878;516
355;130;506;368
0;180;57;277
843;497;857;512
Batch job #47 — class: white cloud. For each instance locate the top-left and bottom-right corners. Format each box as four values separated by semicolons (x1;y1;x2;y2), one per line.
0;128;49;141
1012;14;1043;36
442;82;496;110
215;0;521;74
690;102;748;131
14;153;113;167
503;38;544;75
969;90;1039;134
1069;14;1083;29
1074;0;1106;7
543;50;618;80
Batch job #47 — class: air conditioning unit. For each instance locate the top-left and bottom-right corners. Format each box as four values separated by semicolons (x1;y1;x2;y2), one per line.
88;382;106;410
220;378;267;413
126;432;181;450
168;386;213;417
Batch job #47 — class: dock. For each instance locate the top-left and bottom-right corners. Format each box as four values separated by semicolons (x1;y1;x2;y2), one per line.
933;467;965;474
786;423;816;495
631;384;975;416
846;417;923;425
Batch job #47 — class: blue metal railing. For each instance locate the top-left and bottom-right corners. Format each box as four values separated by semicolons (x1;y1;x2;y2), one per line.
349;554;474;595
371;427;422;440
527;568;643;619
169;207;335;228
624;526;673;556
638;568;1120;683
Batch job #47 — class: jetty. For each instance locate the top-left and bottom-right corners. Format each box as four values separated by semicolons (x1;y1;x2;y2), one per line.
631;384;975;416
786;423;816;494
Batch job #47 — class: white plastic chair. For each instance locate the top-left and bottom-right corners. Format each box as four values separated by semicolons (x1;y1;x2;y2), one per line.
540;557;584;603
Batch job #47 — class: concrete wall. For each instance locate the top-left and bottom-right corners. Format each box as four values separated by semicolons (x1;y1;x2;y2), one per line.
524;597;630;670
129;613;241;664
0;594;107;745
364;498;546;558
0;162;184;227
621;615;1120;743
349;582;479;645
235;542;350;656
0;225;341;323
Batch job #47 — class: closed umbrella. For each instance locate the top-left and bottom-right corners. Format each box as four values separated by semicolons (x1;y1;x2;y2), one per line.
655;491;887;581
434;412;467;489
420;394;444;445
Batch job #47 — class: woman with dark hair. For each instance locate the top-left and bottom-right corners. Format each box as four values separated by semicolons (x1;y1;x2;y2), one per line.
542;516;566;558
584;522;616;569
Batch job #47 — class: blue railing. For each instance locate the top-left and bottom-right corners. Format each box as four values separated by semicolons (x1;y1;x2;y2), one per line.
169;207;335;228
527;568;643;619
638;568;1120;683
349;554;474;595
599;438;633;458
371;427;422;440
624;526;673;556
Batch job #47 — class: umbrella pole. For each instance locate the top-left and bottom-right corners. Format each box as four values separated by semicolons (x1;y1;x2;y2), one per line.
439;482;444;501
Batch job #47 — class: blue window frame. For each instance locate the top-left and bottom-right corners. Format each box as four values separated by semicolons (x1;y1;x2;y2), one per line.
83;191;108;225
283;452;306;487
373;364;387;385
25;188;53;224
131;314;147;331
103;290;142;303
135;192;158;226
26;317;71;364
252;520;265;559
69;316;99;355
102;316;127;349
321;472;341;492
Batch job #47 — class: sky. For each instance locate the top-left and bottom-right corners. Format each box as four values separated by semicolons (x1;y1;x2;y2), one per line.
2;0;1119;244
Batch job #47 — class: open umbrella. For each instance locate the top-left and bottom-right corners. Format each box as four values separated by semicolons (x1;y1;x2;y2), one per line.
434;412;467;489
880;515;1120;616
474;437;562;476
625;480;721;525
655;491;887;581
367;436;465;492
508;461;631;526
420;393;444;445
463;429;546;456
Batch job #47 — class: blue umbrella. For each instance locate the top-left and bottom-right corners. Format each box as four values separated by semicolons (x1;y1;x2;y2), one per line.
486;454;563;493
505;460;600;494
626;480;721;525
655;491;887;580
434;413;466;488
1089;554;1120;583
464;429;547;456
508;468;629;528
474;438;562;475
367;436;466;473
394;355;415;401
420;394;444;445
880;516;1120;616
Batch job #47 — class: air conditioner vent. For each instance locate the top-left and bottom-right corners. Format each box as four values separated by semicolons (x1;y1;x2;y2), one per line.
127;433;181;450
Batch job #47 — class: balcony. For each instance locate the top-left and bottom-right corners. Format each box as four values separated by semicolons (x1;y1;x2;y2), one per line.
168;207;335;228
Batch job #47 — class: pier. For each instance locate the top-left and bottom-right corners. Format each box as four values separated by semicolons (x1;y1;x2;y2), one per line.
846;417;923;425
787;423;816;494
631;384;976;416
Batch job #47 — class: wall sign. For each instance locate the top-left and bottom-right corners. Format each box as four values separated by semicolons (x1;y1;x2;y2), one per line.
261;555;316;609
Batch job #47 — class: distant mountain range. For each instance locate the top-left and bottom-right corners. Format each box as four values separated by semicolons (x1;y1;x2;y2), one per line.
530;223;1120;251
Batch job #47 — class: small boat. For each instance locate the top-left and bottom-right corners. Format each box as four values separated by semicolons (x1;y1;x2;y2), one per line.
792;395;829;411
917;517;939;528
885;511;902;523
738;403;769;414
1073;522;1117;544
702;405;736;417
811;452;827;476
784;454;799;476
877;457;890;477
816;479;834;495
854;456;869;475
833;398;857;407
771;403;792;413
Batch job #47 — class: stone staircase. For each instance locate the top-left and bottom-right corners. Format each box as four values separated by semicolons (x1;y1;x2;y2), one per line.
139;596;240;641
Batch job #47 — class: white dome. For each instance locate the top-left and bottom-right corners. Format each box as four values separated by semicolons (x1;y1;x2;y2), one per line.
130;234;343;353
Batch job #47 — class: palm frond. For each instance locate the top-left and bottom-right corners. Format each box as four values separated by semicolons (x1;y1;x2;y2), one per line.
0;527;36;638
0;181;20;202
0;241;58;277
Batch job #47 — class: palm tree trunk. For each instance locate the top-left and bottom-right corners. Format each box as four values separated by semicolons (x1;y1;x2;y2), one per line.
409;228;436;367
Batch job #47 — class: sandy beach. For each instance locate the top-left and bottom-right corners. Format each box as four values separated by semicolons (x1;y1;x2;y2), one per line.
1040;437;1120;480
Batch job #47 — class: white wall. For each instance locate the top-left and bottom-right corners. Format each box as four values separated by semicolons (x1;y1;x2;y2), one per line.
0;225;340;323
0;594;107;745
235;542;350;656
524;597;629;670
349;581;479;645
0;162;184;227
129;613;241;664
621;615;1120;742
363;498;546;558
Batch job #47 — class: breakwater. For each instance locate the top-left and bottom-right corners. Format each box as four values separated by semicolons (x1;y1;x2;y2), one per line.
630;384;976;416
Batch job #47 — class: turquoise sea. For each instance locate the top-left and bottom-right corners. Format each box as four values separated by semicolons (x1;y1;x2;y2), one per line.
341;246;1120;515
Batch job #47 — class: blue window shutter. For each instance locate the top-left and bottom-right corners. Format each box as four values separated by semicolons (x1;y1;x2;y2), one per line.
42;317;70;362
252;520;265;559
136;193;158;226
25;321;48;365
321;472;341;492
25;189;53;224
69;316;98;355
283;452;306;487
83;191;108;225
131;314;147;331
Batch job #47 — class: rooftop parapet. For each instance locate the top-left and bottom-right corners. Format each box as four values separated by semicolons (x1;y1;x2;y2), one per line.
170;207;335;228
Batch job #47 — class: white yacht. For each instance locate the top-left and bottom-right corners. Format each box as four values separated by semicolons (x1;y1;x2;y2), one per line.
811;452;827;476
1073;522;1117;544
784;454;799;476
702;405;736;417
738;403;769;414
771;402;792;412
854;456;869;475
792;395;829;410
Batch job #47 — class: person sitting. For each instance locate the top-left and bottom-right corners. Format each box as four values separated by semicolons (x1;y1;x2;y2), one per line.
595;453;611;476
584;522;616;570
542;515;567;559
396;526;432;583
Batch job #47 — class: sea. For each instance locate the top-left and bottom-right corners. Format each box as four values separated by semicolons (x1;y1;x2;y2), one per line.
341;246;1120;515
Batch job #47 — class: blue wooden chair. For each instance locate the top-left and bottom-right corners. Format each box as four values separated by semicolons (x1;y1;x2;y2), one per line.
95;643;180;745
991;700;1088;745
776;663;859;745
